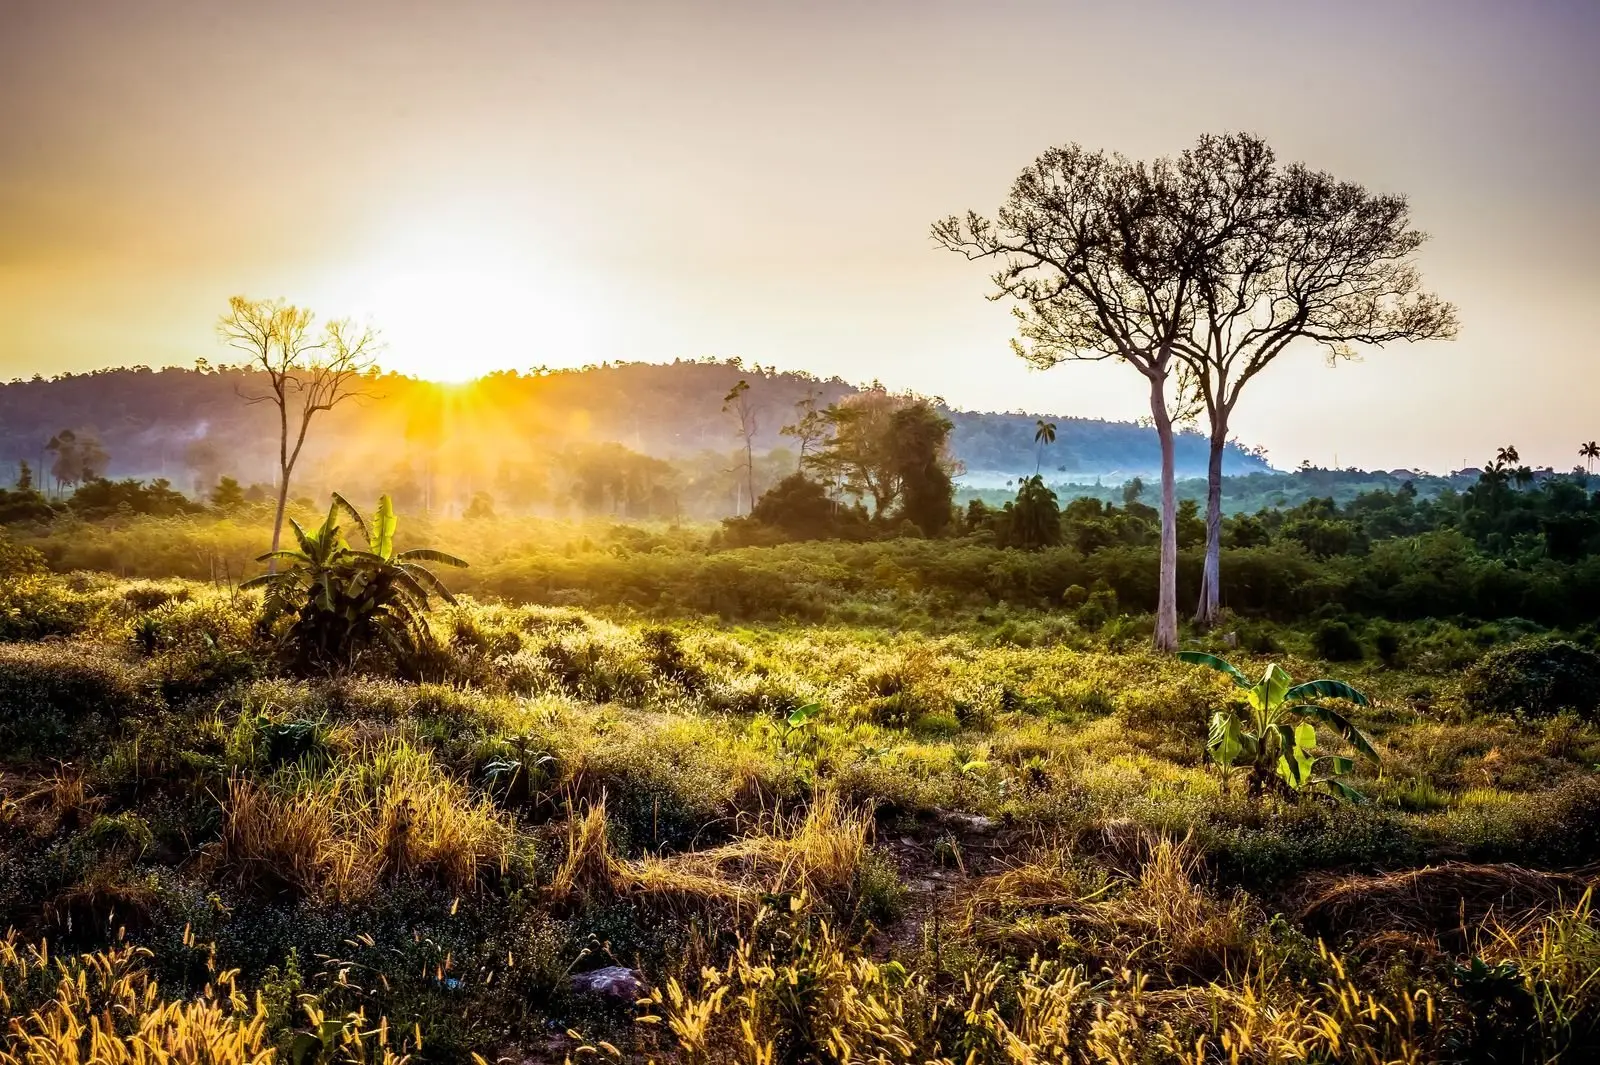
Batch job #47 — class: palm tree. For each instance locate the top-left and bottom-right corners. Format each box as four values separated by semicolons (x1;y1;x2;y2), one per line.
1033;419;1057;475
1580;441;1599;474
1496;445;1520;468
1479;463;1510;491
1512;465;1535;491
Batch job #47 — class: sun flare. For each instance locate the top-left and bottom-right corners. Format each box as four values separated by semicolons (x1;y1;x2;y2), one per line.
326;221;595;383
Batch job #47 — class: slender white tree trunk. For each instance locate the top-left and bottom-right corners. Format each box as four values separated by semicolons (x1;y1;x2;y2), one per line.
1149;374;1179;652
1195;420;1227;626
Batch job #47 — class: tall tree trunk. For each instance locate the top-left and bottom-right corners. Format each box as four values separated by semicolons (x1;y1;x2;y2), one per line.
269;476;290;569
268;399;290;575
745;437;755;513
1148;374;1179;652
1194;419;1227;626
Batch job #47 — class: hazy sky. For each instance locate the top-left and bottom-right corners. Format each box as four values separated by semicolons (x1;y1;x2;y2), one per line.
3;0;1597;472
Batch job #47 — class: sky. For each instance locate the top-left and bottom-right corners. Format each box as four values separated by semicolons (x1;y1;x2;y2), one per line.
2;0;1597;473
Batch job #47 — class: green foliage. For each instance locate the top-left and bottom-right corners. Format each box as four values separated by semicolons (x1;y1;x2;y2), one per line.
0;642;147;757
1180;651;1377;799
732;473;867;543
0;535;46;578
807;389;955;528
1311;618;1364;662
996;475;1061;550
244;493;467;671
2;564;1600;1061
887;401;955;535
67;477;203;520
1462;639;1600;719
210;476;246;512
0;486;54;524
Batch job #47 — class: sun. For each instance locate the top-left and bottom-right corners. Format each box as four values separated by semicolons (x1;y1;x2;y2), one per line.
324;220;596;382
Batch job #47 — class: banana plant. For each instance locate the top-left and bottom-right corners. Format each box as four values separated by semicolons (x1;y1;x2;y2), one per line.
1178;651;1379;801
243;493;467;670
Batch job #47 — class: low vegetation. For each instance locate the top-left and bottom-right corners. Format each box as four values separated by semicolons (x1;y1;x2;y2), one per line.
2;492;1599;1061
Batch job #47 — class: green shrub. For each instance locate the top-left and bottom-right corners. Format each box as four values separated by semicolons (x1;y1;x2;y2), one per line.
1461;639;1600;719
1374;627;1404;668
0;573;97;642
0;643;149;757
0;535;48;578
1311;618;1364;662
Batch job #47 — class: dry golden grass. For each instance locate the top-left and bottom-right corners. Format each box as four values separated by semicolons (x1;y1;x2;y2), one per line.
548;791;872;917
0;930;419;1065
3;765;105;838
216;742;511;901
968;832;1253;985
1297;862;1596;950
0;933;271;1065
624;791;871;912
626;916;1440;1065
548;794;619;907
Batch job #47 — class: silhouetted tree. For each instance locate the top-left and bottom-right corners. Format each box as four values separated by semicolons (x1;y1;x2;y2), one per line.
218;296;378;570
46;429;109;492
780;389;828;473
812;387;904;517
211;476;246;512
889;401;955;536
1003;475;1061;549
745;473;843;540
1033;419;1056;475
1090;135;1460;626
723;379;758;515
936;145;1208;648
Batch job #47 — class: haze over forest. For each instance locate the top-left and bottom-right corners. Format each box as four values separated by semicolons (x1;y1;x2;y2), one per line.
3;0;1598;473
0;361;1271;516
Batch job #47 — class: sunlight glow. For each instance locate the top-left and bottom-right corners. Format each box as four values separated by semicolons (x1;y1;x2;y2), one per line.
325;216;599;382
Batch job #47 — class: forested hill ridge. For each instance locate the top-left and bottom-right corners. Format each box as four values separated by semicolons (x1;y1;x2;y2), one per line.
0;359;1270;487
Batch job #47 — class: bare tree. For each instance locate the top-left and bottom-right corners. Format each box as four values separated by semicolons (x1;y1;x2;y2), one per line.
218;296;379;568
1167;134;1458;625
722;379;758;515
935;146;1212;650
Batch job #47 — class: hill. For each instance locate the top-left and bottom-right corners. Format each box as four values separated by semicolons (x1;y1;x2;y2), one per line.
0;360;1270;502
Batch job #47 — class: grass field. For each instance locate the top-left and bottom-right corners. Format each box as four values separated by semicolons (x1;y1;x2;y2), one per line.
2;538;1599;1062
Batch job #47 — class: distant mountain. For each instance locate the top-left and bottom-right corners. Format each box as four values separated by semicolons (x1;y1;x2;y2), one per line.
0;360;1270;497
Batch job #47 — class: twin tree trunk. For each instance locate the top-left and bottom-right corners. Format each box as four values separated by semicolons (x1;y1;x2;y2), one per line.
1194;421;1228;626
1148;373;1179;652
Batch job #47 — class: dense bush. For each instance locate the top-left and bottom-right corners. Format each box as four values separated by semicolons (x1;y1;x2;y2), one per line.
1311;618;1364;662
1461;639;1600;719
0;642;149;756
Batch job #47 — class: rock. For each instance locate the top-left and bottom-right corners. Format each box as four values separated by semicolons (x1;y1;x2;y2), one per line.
569;966;644;1004
938;811;997;835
